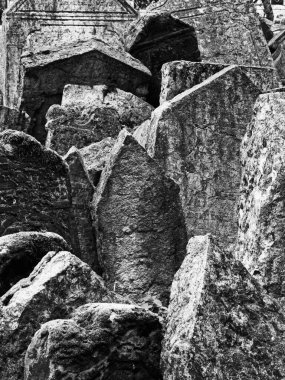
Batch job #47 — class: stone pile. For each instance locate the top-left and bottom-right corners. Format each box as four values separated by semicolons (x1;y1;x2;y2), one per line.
1;1;285;380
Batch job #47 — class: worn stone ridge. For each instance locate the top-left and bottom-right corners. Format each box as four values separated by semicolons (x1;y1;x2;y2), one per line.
93;129;187;306
0;231;70;296
0;251;127;380
238;91;285;304
22;38;151;76
160;61;280;103
135;66;260;250
64;147;97;271
162;234;285;380
0;130;66;172
25;303;163;380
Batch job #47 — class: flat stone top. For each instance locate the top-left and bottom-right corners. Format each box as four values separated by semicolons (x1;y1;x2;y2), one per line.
0;130;67;171
21;38;151;76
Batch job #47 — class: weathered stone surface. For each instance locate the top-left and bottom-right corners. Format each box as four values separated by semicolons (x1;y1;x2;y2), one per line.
126;13;201;105
1;0;137;110
0;251;125;380
162;235;285;380
46;84;153;154
133;0;273;67
93;130;187;306
160;61;280;103
0;130;77;249
238;91;285;303
64;148;97;271
21;39;151;144
0;106;30;132
135;66;261;250
25;303;162;380
0;231;70;296
79;137;116;186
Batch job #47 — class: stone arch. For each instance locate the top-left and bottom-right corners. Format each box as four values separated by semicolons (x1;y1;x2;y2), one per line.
126;13;201;106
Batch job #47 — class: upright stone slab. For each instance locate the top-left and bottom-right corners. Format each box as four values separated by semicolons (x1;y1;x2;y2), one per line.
46;84;153;154
0;130;77;249
0;231;70;296
79;137;116;186
1;0;137;110
0;251;125;380
0;106;30;132
22;39;151;143
160;61;280;104
162;235;285;380
93;130;187;306
25;303;162;380
136;67;260;250
64;147;97;271
129;0;273;67
238;91;285;303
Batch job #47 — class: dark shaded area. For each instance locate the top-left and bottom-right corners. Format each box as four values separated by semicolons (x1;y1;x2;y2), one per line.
129;14;201;106
134;0;159;9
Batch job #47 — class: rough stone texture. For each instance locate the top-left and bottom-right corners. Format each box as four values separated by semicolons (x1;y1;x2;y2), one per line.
160;61;280;104
238;91;285;303
46;84;153;154
0;106;31;132
93;130;187;306
161;235;285;380
0;232;70;296
79;137;116;186
25;303;162;380
64;148;97;271
125;13;201;106
0;251;126;380
1;0;137;110
135;66;261;250
130;0;274;67
21;39;151;144
0;130;78;250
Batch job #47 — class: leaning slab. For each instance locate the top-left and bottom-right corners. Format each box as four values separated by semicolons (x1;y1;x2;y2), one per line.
93;130;187;306
162;235;285;380
238;91;285;303
79;137;116;186
25;303;162;380
160;61;280;103
0;251;125;380
21;38;151;143
136;66;261;250
46;84;153;155
0;106;31;132
64;148;97;271
0;231;70;296
0;130;77;248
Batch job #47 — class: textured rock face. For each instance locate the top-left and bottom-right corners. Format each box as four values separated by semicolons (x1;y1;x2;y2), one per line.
0;251;125;380
79;137;116;187
21;39;151;144
138;0;273;67
1;0;137;111
64;148;97;270
0;130;77;248
25;303;162;380
136;66;260;250
162;235;285;380
0;232;70;296
160;61;280;103
126;13;201;106
93;130;187;306
46;84;153;155
238;91;285;303
0;106;30;132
